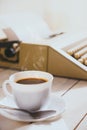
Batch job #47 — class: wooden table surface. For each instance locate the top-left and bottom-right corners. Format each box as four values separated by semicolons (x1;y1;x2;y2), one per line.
0;68;87;130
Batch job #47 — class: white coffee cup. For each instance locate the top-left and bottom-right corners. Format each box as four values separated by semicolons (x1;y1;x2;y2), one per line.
2;70;53;111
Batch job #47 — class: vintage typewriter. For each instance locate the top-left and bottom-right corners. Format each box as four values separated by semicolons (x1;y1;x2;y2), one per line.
0;28;87;80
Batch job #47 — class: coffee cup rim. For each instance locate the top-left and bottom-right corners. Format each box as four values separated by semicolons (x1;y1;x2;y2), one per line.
9;70;53;86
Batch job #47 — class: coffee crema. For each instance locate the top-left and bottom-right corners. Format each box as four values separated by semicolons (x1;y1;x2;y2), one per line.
16;78;48;84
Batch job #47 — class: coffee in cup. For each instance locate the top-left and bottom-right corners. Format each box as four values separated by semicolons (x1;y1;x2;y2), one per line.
2;70;53;112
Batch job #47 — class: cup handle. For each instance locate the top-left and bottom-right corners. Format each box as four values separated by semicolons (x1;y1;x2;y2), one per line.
2;80;13;97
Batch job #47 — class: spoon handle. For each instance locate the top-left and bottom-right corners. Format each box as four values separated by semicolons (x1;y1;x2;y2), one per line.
0;104;23;111
0;104;56;115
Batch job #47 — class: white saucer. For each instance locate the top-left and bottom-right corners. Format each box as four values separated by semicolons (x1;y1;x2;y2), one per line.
0;93;66;122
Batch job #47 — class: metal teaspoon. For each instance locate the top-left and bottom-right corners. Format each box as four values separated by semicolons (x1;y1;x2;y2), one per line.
0;104;56;122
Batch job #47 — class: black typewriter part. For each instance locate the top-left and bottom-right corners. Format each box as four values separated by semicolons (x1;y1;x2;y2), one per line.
0;40;21;63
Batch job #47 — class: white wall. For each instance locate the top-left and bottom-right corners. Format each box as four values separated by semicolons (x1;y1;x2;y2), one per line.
0;0;87;32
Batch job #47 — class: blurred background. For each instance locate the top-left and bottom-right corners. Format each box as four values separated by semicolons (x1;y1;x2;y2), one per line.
0;0;87;33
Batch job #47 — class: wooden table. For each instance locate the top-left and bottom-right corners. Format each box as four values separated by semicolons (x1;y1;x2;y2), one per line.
0;68;87;130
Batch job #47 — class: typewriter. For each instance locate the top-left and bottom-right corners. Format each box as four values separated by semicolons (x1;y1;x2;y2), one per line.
0;28;87;80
